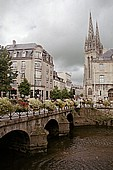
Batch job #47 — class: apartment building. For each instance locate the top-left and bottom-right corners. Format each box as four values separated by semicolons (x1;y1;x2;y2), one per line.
6;40;54;100
57;72;72;91
53;71;65;90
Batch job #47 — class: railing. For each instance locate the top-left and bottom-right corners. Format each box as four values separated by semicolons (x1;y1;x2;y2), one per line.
0;106;74;121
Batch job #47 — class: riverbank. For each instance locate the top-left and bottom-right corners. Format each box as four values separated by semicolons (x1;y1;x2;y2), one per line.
73;108;113;127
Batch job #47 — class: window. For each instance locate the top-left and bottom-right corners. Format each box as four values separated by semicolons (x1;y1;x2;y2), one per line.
35;80;41;86
21;61;25;68
21;72;25;79
13;51;17;57
99;75;104;83
46;56;49;62
34;51;42;59
50;57;53;63
12;61;17;69
88;57;90;78
17;51;19;57
35;61;41;68
46;91;48;99
12;80;17;86
88;88;92;95
99;64;104;70
35;70;41;78
22;51;26;57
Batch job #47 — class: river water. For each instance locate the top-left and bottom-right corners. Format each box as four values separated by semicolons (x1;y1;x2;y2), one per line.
1;126;113;170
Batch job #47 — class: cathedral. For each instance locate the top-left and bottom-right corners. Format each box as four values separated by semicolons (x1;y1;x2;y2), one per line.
83;13;113;101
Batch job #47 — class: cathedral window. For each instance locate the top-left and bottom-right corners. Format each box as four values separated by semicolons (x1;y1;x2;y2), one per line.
99;64;104;70
88;88;92;95
88;57;90;78
99;75;104;83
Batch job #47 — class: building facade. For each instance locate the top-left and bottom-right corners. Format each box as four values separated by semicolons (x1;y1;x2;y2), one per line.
84;13;113;101
57;72;72;91
53;71;65;90
6;40;54;100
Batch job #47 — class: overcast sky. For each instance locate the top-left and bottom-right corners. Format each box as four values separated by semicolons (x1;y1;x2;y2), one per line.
0;0;113;85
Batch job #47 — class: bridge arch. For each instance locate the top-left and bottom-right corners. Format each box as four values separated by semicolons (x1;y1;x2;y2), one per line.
0;130;30;152
44;119;59;138
108;88;113;101
67;112;73;123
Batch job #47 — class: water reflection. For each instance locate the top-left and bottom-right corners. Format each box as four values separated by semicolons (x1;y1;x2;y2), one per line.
1;126;113;170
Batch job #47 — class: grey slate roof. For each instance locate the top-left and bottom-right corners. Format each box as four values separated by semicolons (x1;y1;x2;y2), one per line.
101;49;113;60
6;43;38;50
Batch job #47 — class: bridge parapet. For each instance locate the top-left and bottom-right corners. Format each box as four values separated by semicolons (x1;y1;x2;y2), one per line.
0;107;73;153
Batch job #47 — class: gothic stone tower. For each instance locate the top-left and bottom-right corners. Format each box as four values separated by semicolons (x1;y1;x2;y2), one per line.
83;13;103;99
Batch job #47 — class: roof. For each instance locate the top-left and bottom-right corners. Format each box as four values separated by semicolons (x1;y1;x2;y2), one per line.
6;43;40;50
100;49;113;60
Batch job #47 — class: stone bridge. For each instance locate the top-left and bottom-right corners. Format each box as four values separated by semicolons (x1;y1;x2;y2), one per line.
0;108;74;153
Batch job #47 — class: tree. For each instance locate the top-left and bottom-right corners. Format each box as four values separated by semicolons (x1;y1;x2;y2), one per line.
0;47;17;93
18;78;31;98
50;86;62;100
61;88;69;99
69;88;74;99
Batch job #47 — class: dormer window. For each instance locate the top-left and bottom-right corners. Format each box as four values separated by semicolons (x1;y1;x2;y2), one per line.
13;51;17;57
46;56;49;62
34;51;42;59
22;51;26;57
50;57;53;63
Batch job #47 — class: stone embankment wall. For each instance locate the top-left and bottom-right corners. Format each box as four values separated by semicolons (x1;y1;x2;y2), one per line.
73;108;113;127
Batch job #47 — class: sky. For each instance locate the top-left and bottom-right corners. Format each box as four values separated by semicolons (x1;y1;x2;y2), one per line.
0;0;113;85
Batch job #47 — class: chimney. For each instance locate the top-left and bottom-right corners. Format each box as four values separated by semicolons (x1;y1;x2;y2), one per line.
13;40;16;47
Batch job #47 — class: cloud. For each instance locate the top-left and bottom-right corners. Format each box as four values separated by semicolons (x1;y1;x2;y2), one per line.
0;0;113;85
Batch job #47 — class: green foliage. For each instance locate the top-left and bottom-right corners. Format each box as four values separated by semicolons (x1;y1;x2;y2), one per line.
61;88;69;99
18;78;31;97
0;47;17;92
50;86;62;100
50;86;74;100
69;88;74;98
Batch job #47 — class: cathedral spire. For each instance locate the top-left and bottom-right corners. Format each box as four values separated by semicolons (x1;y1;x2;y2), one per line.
88;12;94;40
95;21;103;54
95;21;100;45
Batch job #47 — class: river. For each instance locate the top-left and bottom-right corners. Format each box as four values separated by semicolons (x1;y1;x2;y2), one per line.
1;126;113;170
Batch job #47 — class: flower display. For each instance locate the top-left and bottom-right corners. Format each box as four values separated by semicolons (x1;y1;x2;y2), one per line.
103;100;110;107
43;100;56;111
29;98;42;111
0;97;15;115
64;99;75;107
15;99;29;112
55;99;66;109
